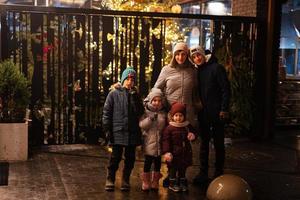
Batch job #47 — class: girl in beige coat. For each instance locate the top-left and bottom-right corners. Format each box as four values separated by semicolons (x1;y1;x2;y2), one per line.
139;88;167;191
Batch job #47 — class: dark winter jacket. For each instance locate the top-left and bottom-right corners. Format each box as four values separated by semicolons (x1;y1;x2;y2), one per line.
197;55;230;124
102;86;144;146
162;122;195;168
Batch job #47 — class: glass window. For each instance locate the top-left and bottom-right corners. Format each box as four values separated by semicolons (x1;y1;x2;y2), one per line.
181;1;232;15
280;0;300;77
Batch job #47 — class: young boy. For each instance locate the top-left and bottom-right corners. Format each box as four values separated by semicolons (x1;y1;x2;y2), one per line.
162;102;196;192
102;67;144;191
189;46;230;184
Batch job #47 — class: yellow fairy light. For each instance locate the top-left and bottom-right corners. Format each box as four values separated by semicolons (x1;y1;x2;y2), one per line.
102;0;189;69
171;4;181;13
107;146;113;153
107;33;114;42
152;26;161;39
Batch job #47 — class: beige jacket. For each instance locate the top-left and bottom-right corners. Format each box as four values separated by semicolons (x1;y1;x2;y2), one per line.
139;108;167;157
154;64;198;128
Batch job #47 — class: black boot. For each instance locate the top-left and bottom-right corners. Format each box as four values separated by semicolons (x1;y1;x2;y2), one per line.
193;172;208;185
105;170;115;191
121;170;131;191
105;178;115;191
121;179;130;191
168;178;181;192
179;178;188;192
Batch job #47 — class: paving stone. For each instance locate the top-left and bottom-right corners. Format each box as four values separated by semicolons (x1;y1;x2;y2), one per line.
0;132;300;199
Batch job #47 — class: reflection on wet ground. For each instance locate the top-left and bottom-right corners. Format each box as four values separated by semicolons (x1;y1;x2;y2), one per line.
0;131;300;200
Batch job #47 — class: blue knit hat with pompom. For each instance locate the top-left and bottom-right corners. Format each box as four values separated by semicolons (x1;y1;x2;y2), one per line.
120;67;136;84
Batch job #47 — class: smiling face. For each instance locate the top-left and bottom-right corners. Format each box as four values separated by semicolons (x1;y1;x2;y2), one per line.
172;112;185;123
192;53;205;65
151;96;162;110
175;50;188;65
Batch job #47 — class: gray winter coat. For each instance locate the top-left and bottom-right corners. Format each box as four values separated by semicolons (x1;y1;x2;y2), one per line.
102;87;144;146
154;64;198;127
139;107;167;157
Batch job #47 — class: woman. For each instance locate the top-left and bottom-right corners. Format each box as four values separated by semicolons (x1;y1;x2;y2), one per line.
154;42;198;128
153;42;198;187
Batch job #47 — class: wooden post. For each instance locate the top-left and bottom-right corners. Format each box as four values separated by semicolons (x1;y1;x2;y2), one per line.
254;0;284;139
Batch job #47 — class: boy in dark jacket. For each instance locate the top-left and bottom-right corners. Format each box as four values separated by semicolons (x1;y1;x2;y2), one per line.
162;102;196;192
189;46;230;184
102;67;144;191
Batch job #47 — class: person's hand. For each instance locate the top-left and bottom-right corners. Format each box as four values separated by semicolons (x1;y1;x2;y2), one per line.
99;131;110;146
149;113;158;121
219;111;229;121
98;137;108;146
164;152;173;162
102;131;111;146
187;132;195;141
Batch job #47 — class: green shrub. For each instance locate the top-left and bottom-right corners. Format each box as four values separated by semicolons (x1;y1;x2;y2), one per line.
0;60;30;122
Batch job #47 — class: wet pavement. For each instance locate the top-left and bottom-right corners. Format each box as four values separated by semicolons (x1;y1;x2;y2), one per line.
1;130;300;200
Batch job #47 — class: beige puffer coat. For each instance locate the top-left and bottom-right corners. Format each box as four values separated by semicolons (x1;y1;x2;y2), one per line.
154;64;198;128
139;108;167;157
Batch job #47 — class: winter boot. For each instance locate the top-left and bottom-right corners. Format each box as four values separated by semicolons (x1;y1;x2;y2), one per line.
121;170;131;191
140;172;151;191
105;178;115;191
105;170;115;191
179;178;188;192
151;172;162;190
168;178;181;192
121;179;130;191
193;172;208;185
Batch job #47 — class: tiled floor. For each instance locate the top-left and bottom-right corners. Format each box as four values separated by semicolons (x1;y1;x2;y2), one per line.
0;132;300;200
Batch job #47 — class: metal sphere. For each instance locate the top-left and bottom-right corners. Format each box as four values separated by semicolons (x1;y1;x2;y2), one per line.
206;174;252;200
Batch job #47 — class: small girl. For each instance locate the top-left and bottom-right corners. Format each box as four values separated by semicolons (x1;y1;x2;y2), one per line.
139;88;167;191
162;102;196;192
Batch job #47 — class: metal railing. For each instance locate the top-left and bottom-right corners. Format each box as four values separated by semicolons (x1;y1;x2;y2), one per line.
0;5;259;144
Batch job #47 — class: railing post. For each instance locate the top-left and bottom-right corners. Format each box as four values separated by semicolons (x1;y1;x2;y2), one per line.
0;8;9;61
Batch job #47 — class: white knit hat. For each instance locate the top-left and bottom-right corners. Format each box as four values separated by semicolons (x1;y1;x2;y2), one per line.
148;88;163;103
173;42;189;55
170;42;189;68
189;45;205;57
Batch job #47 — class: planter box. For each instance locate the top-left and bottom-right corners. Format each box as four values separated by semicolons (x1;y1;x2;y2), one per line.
0;123;28;161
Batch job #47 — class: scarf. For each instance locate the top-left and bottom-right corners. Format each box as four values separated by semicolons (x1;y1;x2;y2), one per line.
169;121;189;128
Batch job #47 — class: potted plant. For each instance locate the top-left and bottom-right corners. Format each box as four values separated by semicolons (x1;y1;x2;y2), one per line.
0;60;30;161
